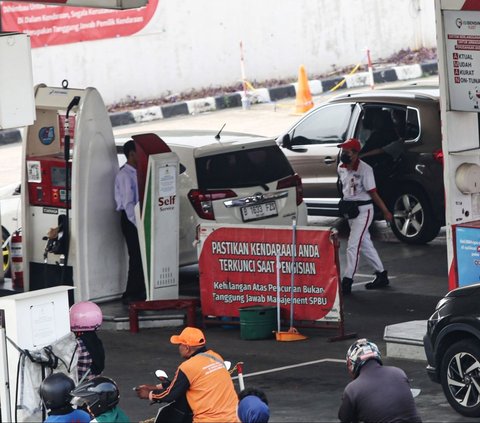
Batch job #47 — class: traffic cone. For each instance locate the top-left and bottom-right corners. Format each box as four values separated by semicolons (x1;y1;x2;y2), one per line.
294;65;314;114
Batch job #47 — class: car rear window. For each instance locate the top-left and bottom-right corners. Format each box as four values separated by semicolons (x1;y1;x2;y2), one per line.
196;145;294;189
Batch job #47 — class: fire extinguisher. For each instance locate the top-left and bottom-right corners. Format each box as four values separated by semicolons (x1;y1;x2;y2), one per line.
10;229;23;289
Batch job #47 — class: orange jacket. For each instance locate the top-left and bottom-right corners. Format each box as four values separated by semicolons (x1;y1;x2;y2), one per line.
151;348;238;423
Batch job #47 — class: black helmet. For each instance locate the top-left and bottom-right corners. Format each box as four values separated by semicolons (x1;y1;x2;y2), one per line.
39;373;75;410
71;376;119;417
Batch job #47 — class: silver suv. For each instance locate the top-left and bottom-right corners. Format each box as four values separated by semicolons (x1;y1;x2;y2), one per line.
277;88;445;244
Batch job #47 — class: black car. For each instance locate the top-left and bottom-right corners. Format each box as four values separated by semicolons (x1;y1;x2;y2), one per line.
424;283;480;417
278;87;445;244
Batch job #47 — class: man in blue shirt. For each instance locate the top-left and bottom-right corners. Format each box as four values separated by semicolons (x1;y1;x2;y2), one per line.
114;140;146;304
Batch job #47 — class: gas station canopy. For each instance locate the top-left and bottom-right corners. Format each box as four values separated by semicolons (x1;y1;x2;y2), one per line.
9;0;148;9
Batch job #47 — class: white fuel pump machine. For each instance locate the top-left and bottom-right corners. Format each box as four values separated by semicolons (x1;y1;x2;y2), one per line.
22;83;126;301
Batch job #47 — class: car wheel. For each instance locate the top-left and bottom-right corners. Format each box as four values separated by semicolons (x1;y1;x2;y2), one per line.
390;186;441;244
2;226;11;278
440;339;480;417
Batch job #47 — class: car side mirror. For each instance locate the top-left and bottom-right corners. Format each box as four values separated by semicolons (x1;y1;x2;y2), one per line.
281;133;292;150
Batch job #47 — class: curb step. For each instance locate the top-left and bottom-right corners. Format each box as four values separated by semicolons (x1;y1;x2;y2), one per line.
383;320;427;361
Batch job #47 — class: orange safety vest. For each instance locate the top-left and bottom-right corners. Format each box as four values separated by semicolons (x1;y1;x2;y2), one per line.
181;350;239;423
155;349;239;423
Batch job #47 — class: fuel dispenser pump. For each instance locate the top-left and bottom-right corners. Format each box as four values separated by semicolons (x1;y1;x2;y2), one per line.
131;133;180;300
22;83;126;301
435;1;480;289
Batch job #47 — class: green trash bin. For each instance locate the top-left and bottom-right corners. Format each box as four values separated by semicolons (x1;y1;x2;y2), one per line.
239;306;277;340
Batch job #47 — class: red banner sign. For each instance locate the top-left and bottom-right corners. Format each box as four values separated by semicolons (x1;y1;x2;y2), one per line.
198;225;341;322
0;0;158;47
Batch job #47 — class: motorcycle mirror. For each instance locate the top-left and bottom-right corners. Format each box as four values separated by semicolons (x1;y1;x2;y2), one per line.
155;370;168;380
224;361;231;371
410;388;421;398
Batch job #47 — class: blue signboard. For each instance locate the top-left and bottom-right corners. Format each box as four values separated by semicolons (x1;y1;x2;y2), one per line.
456;226;480;287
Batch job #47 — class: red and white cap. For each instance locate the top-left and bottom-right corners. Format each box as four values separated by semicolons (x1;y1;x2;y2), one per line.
337;138;361;152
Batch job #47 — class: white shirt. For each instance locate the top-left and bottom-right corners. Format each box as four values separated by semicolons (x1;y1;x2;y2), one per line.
338;159;376;201
114;163;139;225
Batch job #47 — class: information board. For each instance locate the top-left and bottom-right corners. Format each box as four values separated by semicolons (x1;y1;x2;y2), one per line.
455;225;480;287
444;10;480;111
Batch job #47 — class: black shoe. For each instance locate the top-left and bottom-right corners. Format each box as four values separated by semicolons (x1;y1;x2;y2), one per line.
132;294;146;302
122;291;146;304
341;277;353;295
365;270;389;290
121;296;146;305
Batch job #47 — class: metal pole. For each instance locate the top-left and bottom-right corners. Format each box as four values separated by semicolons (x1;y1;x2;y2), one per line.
239;41;251;110
236;362;245;392
276;254;281;332
367;48;374;90
290;219;296;327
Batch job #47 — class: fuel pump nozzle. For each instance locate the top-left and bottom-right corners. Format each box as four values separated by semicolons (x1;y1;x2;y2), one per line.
64;96;81;162
42;215;67;264
42;239;48;263
60;95;80;275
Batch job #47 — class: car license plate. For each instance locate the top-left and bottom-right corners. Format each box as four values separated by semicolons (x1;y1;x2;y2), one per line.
241;202;278;222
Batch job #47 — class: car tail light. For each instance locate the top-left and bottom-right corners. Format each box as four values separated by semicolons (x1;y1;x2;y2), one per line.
276;174;304;206
433;149;444;166
188;189;237;220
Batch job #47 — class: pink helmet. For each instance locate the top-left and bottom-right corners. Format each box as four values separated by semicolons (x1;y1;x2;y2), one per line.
70;301;103;331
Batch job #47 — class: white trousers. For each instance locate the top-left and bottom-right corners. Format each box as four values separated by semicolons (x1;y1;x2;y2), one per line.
343;204;384;279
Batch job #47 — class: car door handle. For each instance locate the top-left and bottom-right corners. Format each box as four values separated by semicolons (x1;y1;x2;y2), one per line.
324;157;335;165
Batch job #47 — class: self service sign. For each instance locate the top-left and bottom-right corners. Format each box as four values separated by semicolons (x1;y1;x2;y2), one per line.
197;224;341;323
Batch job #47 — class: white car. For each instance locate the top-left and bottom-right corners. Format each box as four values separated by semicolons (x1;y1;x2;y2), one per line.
1;130;308;273
1;183;21;277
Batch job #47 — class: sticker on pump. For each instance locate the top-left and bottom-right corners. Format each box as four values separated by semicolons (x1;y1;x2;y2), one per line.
38;126;55;145
27;161;42;183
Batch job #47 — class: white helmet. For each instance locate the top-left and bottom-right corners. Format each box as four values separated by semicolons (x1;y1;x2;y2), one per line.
346;338;382;379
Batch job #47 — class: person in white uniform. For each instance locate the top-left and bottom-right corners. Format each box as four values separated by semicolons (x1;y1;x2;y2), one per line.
337;138;393;295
